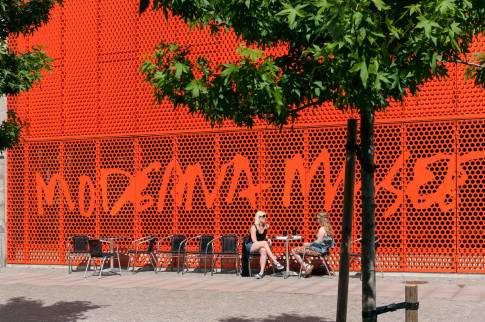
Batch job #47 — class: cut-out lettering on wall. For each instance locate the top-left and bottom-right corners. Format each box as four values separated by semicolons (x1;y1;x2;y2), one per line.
36;150;478;218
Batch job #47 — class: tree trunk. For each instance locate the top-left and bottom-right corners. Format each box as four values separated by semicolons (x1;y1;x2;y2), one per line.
360;111;376;322
336;118;358;322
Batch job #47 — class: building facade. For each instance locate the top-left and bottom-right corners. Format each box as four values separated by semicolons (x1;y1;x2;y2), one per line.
5;1;485;273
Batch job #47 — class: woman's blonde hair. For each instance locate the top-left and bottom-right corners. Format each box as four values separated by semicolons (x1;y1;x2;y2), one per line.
254;210;269;229
317;211;333;237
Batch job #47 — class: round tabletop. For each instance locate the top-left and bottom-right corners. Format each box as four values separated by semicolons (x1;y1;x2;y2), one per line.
275;235;302;241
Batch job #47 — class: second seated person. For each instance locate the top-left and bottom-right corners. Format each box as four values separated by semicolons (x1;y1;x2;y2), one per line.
291;210;334;277
247;211;284;279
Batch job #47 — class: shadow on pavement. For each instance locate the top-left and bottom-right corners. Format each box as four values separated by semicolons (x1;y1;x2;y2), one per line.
220;313;332;322
0;296;102;321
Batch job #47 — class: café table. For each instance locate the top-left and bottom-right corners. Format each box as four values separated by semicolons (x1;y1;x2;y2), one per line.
100;236;129;274
272;235;302;278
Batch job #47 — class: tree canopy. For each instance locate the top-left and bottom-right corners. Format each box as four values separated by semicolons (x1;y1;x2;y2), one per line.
0;0;62;150
140;0;485;129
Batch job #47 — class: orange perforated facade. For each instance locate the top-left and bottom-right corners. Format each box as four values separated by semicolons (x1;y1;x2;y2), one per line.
6;0;485;273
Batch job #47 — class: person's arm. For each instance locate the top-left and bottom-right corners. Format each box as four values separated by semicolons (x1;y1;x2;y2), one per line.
315;227;327;241
303;228;326;246
250;225;258;243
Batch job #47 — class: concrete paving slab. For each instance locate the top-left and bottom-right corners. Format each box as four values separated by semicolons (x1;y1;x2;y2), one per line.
347;282;362;295
452;293;483;301
1;275;42;285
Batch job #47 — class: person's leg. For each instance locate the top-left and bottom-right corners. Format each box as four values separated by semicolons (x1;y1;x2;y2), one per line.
261;241;280;265
250;241;281;266
291;248;303;265
292;247;309;269
249;241;266;253
258;248;267;275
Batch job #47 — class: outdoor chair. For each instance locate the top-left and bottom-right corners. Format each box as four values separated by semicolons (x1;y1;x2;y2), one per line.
298;237;335;278
156;234;186;273
67;235;91;274
205;235;240;276
181;234;214;275
84;239;121;279
241;235;275;277
126;235;157;274
350;236;384;279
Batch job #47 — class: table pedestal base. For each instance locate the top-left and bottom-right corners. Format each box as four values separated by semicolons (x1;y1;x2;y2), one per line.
271;270;299;279
272;235;303;279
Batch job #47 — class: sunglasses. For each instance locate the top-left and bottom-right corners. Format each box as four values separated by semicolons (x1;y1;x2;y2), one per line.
259;215;267;218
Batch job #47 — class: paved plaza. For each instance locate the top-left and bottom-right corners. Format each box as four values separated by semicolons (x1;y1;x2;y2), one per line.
0;265;484;321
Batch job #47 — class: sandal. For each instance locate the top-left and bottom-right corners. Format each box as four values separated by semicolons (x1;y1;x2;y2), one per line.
304;264;314;278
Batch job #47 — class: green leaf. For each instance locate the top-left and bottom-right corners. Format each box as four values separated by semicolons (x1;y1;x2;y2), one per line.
407;4;422;16
450;22;461;35
431;52;441;72
360;61;368;87
350;62;362;73
424;23;431;39
371;0;391;10
464;68;474;83
154;71;164;80
186;80;206;98
415;18;428;30
278;3;308;26
220;64;239;77
437;0;455;14
274;91;283;112
172;62;189;79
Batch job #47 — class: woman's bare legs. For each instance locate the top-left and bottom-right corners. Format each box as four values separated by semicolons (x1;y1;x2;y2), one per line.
258;248;267;275
292;248;310;270
250;241;280;273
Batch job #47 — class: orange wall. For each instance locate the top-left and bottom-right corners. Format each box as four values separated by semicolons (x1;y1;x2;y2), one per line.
6;0;485;272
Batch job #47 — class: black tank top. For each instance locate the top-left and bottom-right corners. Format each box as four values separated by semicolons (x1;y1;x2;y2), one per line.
252;224;267;241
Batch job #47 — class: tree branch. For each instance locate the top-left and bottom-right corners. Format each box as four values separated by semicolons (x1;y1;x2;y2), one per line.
287;101;322;114
454;60;485;69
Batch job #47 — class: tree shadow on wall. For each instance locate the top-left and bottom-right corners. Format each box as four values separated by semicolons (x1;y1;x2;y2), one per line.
0;297;102;322
220;313;332;322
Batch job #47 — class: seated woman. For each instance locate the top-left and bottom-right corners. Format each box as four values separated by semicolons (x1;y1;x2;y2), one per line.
247;211;284;279
291;210;334;277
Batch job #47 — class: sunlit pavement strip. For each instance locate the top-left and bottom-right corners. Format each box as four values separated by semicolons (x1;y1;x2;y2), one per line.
1;274;42;285
1;269;485;302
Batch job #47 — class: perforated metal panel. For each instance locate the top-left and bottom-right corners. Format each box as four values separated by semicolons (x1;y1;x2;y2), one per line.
404;122;457;272
6;0;485;272
457;120;485;272
374;124;404;272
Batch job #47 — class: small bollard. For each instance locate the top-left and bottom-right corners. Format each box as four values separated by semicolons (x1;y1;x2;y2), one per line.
405;284;418;322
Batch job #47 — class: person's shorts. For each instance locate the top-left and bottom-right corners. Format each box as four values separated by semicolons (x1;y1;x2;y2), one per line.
246;242;253;253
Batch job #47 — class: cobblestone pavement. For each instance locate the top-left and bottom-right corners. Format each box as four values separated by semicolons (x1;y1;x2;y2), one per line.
0;266;484;321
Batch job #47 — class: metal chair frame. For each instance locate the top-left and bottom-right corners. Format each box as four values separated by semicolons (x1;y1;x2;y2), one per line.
205;235;240;276
181;234;214;275
298;245;335;278
127;235;158;274
67;235;91;274
156;234;187;273
350;236;384;279
84;239;122;279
